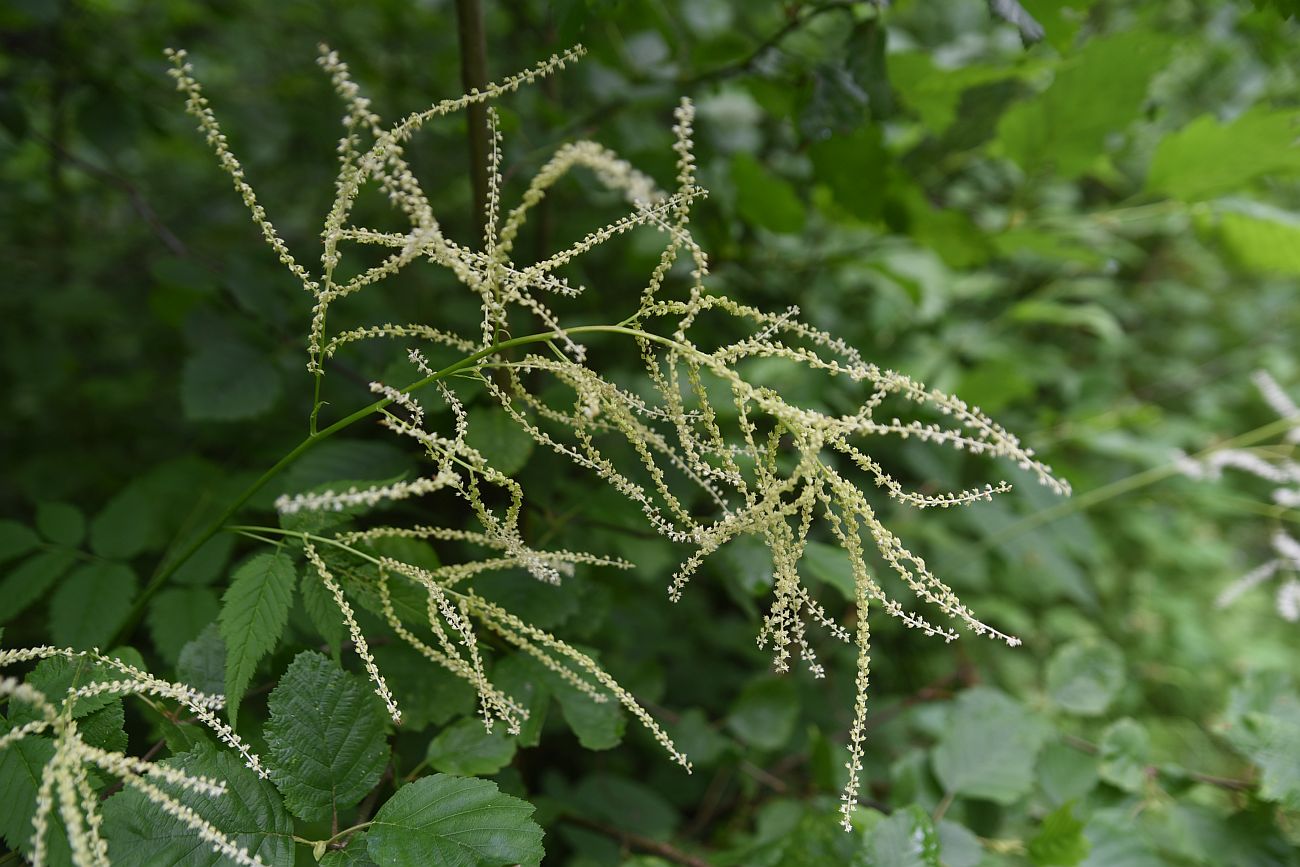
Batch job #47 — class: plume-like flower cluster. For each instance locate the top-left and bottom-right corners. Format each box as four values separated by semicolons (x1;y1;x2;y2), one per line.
170;43;1068;829
1177;370;1300;620
0;647;269;866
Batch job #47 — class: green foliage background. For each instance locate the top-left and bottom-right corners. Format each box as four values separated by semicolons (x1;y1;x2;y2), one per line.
2;0;1299;864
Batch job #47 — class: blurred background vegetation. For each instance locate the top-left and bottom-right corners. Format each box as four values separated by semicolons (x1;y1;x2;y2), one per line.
2;0;1299;864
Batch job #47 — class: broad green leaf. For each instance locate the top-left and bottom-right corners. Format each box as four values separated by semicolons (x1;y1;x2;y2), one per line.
1028;801;1090;866
0;520;39;564
726;677;799;752
174;533;237;586
147;586;219;664
1037;741;1099;806
90;481;165;560
426;717;517;777
669;708;730;767
932;687;1048;804
490;654;551;747
936;820;983;867
1019;0;1090;51
564;773;679;840
802;541;855;600
731;152;806;235
1010;300;1123;343
1046;638;1125;716
181;339;282;421
177;622;226;697
276;438;415;496
466;406;534;476
264;651;391;821
1098;718;1149;792
809;126;887;222
367;774;544;867
554;677;625;750
321;838;379;866
0;549;76;619
103;744;295;867
508;651;624;750
1145;109;1300;201
889;52;1031;134
1220;673;1300;808
219;551;296;726
1079;809;1162;867
48;561;138;649
862;805;941;867
35;501;84;547
1204;200;1300;275
996;31;1172;176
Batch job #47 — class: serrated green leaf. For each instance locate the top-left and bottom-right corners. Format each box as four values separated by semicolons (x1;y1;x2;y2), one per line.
48;561;138;649
1098;718;1149;792
1028;801;1090;866
932;687;1048;804
426;717;517;777
732;152;806;235
178;622;227;697
321;837;379;866
0;520;40;565
264;651;390;821
103;744;295;867
36;501;85;547
181;339;282;421
861;804;941;867
148;586;220;664
0;549;76;619
1046;638;1125;716
78;700;128;754
0;733;58;858
465;406;534;477
19;653;121;718
367;774;544;867
220;551;296;726
1145;109;1300;201
997;31;1172;176
726;677;799;752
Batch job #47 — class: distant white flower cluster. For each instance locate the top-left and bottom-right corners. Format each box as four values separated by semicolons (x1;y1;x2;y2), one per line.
1176;370;1300;621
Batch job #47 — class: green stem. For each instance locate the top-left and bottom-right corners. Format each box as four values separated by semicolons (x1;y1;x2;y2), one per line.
987;414;1299;545
112;324;677;646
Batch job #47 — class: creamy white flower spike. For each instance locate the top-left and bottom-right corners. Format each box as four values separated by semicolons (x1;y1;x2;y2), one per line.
171;42;1070;833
